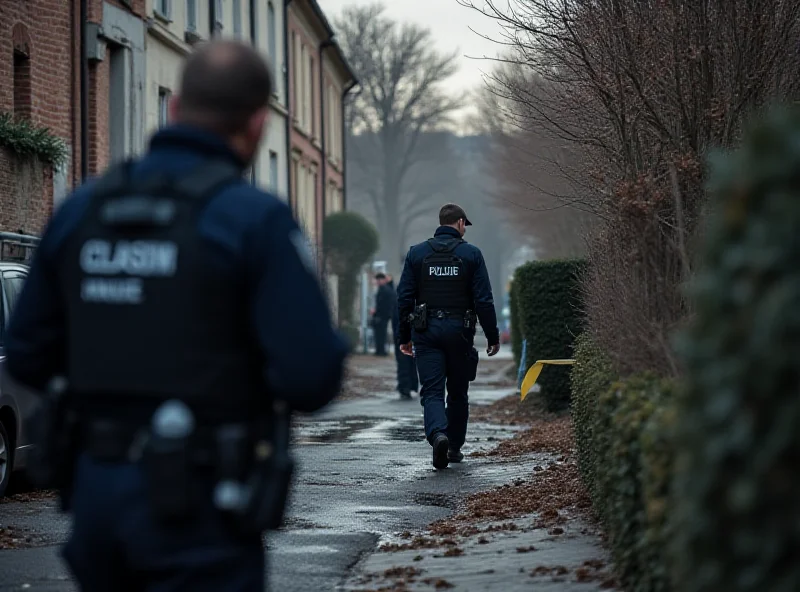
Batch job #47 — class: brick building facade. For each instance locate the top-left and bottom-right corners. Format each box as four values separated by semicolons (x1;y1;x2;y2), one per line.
0;0;147;235
1;0;354;246
0;0;77;234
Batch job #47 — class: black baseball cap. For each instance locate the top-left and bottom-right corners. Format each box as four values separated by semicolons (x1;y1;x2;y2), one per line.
439;203;472;226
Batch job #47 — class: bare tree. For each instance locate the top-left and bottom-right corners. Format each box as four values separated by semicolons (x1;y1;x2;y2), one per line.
460;0;800;375
334;3;462;272
471;78;595;259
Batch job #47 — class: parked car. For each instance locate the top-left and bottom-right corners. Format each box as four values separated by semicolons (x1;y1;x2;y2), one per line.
0;232;41;497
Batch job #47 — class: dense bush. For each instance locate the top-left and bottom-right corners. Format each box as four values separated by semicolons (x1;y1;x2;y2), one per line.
512;258;585;410
339;323;360;352
670;107;800;592
571;336;677;591
323;211;379;326
509;278;522;368
570;333;616;514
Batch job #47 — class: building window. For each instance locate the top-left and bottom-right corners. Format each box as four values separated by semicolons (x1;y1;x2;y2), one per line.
13;51;31;121
158;87;171;128
267;2;277;80
269;151;279;192
186;0;197;31
232;0;242;38
308;55;315;135
299;43;307;130
156;0;171;19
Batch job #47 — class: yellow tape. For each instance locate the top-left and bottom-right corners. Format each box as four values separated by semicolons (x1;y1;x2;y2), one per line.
520;359;576;401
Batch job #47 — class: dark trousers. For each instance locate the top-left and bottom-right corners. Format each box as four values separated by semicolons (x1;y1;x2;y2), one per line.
413;318;474;450
373;317;389;356
394;341;419;394
62;454;265;591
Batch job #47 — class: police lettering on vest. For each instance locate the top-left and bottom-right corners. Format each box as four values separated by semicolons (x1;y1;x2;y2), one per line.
79;239;179;305
418;238;472;312
428;265;459;277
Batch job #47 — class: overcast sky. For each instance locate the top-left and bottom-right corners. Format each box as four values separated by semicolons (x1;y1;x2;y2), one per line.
320;0;507;129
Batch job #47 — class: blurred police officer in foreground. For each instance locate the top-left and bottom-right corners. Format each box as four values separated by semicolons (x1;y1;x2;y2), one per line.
4;40;348;591
397;204;500;469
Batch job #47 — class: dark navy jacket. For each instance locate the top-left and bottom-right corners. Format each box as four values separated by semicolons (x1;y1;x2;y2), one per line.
4;125;348;413
396;226;499;345
374;282;396;322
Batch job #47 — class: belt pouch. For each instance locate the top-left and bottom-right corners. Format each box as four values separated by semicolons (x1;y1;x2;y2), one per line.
142;431;193;523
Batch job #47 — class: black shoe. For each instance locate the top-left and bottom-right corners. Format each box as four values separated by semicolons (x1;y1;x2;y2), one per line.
432;434;450;469
448;448;464;463
399;390;412;399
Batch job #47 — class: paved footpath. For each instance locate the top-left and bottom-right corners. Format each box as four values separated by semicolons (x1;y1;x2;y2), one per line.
0;350;614;591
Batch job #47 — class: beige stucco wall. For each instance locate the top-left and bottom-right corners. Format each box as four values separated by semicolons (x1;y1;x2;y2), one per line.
142;0;288;199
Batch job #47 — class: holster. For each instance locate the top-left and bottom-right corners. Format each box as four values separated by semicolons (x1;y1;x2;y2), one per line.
467;347;479;382
218;402;295;537
141;427;194;525
464;310;477;330
411;303;428;332
27;378;81;512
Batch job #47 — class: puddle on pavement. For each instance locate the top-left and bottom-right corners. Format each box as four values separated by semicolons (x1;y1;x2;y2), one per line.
294;416;427;445
412;492;459;510
385;422;425;442
294;418;378;444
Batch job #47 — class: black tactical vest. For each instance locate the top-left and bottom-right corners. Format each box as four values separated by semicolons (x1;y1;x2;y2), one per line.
58;159;265;422
417;237;472;312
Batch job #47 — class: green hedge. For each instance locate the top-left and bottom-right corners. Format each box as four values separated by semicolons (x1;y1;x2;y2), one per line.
509;278;522;368
570;333;616;514
571;336;676;592
669;106;800;592
512;258;585;410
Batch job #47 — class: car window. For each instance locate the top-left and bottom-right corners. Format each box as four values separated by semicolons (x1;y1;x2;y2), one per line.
3;272;27;320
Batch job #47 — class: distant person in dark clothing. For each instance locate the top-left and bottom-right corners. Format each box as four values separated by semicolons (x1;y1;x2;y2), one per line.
388;274;419;399
371;272;394;356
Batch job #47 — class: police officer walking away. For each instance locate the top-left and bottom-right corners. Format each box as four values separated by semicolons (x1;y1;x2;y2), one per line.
397;204;500;469
4;40;348;590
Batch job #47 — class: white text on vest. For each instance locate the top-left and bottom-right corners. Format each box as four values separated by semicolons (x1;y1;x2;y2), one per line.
429;266;459;276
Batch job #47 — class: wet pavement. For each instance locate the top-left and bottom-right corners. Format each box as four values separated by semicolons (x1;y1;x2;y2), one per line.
0;350;611;591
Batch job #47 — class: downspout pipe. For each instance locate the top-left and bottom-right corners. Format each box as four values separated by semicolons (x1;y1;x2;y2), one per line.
209;0;217;37
319;39;334;222
249;0;257;43
249;0;258;185
284;0;293;210
340;79;358;211
80;0;88;181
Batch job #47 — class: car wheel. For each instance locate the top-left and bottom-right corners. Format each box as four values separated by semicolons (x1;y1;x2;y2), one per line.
0;420;11;497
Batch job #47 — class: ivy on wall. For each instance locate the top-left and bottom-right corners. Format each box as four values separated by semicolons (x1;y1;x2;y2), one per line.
0;112;68;167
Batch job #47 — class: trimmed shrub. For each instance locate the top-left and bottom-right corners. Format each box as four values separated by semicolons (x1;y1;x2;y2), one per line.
323;211;379;327
509;278;522;368
570;333;616;515
512;258;585;410
339;323;360;352
601;377;676;591
571;337;677;591
670;107;800;592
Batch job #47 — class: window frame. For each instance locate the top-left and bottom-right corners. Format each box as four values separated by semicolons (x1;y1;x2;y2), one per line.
186;0;197;32
155;0;172;21
158;87;172;128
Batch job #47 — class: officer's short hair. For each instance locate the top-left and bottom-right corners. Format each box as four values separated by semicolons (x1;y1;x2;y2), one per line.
439;203;472;226
375;273;387;280
179;40;273;135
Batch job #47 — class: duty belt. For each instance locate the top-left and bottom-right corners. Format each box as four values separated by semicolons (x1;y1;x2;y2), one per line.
82;418;233;465
427;309;466;319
